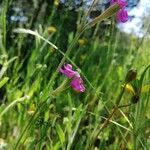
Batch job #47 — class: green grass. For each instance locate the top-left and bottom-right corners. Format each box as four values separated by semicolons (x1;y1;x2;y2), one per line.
0;0;150;149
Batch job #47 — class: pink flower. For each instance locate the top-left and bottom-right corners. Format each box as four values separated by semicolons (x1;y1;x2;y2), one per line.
59;64;76;78
110;0;128;23
110;0;127;8
71;77;85;93
116;9;128;23
60;64;85;93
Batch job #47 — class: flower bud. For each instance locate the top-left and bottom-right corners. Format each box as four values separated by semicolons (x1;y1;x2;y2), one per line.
131;95;140;104
87;4;120;28
48;26;57;34
125;69;137;82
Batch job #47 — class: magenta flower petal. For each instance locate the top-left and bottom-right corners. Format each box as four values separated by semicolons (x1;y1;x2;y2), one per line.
60;63;85;93
71;77;85;93
110;0;127;8
59;64;76;78
110;0;128;23
118;0;127;8
116;9;128;23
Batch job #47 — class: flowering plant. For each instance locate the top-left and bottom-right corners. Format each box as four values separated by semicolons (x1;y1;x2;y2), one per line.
60;64;85;93
110;0;128;23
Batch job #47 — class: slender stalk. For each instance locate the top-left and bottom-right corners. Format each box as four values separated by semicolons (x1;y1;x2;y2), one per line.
86;82;128;150
14;100;47;149
85;0;97;19
0;96;30;118
2;0;7;52
48;29;85;86
117;103;132;108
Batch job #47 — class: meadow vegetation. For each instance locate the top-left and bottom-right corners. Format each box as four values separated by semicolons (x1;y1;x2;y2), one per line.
0;0;150;149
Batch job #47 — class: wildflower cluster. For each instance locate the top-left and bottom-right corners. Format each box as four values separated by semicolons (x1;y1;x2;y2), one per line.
110;0;128;23
60;64;85;93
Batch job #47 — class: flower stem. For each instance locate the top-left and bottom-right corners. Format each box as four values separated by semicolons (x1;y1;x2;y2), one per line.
86;82;128;150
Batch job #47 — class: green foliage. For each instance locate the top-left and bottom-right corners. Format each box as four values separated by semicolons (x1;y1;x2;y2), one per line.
0;0;149;150
0;77;9;88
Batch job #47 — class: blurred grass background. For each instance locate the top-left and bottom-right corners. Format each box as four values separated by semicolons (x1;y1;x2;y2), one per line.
0;0;150;149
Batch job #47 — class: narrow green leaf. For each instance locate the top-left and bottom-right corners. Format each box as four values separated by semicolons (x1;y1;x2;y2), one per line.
0;77;9;88
139;65;150;93
56;124;65;147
